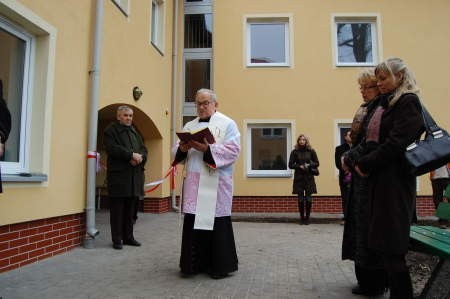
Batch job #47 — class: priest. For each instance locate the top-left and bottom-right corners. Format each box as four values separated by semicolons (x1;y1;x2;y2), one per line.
173;88;240;279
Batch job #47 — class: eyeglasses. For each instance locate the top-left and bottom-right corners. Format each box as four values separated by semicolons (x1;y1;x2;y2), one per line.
360;85;378;91
195;100;213;108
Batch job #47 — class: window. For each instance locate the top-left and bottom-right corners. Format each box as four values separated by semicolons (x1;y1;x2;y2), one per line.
183;2;213;123
245;15;292;67
0;3;56;182
336;121;352;147
333;15;380;66
0;17;32;173
151;0;165;53
112;0;130;16
184;13;212;49
184;59;211;103
246;122;293;177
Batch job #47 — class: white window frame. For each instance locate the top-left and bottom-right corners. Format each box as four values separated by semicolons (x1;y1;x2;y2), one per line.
0;16;33;174
332;14;382;67
184;0;213;7
112;0;130;16
183;2;213;118
245;120;294;178
150;0;165;54
244;14;293;68
0;1;56;183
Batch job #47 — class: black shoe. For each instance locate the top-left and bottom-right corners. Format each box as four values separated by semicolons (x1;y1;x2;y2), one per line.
112;243;123;250
123;239;141;246
351;285;366;295
210;273;229;279
352;285;385;296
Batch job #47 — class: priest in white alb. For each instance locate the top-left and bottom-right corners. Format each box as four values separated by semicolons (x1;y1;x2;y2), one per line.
172;88;240;279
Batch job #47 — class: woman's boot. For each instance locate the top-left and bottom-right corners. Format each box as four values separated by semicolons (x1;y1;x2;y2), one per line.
305;201;312;225
388;271;413;299
298;200;305;224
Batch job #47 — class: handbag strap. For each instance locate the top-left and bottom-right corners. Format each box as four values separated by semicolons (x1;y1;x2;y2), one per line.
418;100;443;136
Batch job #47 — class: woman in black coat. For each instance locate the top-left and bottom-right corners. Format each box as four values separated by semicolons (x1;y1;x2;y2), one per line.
288;134;319;225
351;58;424;299
341;69;386;296
0;80;12;193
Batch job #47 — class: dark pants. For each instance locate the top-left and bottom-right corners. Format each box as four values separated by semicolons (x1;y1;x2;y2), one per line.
381;253;413;299
109;196;138;244
339;181;350;219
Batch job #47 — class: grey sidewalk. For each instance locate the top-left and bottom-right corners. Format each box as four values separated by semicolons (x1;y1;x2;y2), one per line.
0;211;389;299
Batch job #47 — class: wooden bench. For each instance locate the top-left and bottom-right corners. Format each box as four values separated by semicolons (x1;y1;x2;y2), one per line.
409;202;450;298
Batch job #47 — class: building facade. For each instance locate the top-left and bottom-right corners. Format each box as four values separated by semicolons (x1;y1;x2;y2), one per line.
1;0;449;272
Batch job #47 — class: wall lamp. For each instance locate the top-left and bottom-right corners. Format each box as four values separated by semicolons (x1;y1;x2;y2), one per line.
133;86;143;101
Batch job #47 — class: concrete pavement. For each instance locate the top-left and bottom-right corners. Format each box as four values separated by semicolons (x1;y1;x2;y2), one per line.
0;211;389;299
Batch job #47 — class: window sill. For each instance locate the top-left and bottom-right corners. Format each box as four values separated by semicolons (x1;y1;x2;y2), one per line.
247;173;292;178
2;173;48;182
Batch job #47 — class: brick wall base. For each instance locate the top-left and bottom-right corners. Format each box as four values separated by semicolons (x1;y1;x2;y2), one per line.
231;196;436;217
0;213;85;273
142;197;171;213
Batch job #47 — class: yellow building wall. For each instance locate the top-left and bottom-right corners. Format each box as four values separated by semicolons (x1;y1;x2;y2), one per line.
212;0;450;196
0;0;174;225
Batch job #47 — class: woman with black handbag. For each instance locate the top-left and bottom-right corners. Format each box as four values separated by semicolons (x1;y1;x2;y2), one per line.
350;58;424;299
288;134;319;225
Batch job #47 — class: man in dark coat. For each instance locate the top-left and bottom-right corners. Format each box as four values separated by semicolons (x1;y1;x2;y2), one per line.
334;130;351;221
0;80;12;193
103;105;147;250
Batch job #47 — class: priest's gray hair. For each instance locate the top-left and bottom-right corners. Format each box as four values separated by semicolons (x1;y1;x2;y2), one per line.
196;88;217;102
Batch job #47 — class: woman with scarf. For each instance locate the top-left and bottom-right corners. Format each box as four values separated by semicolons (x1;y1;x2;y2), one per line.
289;134;319;225
341;69;387;296
345;58;424;299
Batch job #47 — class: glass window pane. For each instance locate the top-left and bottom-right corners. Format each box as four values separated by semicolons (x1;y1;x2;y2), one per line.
250;23;285;63
251;128;287;170
337;23;373;63
0;27;25;163
185;59;210;102
184;14;212;48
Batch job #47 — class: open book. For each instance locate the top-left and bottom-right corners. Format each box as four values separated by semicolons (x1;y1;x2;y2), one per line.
176;127;215;144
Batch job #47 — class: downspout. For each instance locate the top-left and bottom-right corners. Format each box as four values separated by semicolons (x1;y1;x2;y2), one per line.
84;0;104;248
170;0;180;211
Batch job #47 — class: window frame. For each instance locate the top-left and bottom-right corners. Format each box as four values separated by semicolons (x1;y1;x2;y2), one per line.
244;14;293;68
0;16;34;174
150;0;165;54
245;120;294;178
332;14;382;67
0;1;56;183
182;2;213;119
111;0;130;16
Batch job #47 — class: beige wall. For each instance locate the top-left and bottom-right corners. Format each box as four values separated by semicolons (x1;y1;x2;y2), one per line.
0;0;174;225
212;0;450;196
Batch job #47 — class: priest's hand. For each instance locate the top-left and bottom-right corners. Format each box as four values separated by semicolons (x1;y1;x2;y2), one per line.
179;141;191;152
189;138;209;152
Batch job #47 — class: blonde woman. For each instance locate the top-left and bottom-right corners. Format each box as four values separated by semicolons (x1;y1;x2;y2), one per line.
351;58;424;299
288;134;319;225
341;69;387;296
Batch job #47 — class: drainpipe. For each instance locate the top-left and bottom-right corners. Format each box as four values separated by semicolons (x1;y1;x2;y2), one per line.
170;0;180;211
84;0;104;248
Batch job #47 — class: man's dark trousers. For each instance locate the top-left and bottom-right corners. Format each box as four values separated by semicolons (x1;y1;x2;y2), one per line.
110;196;138;244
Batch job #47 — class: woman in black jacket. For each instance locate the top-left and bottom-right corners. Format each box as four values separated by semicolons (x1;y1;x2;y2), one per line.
288;134;319;225
347;58;424;299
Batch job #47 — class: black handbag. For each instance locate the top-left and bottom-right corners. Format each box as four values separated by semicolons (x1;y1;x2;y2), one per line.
310;166;320;176
405;102;450;176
